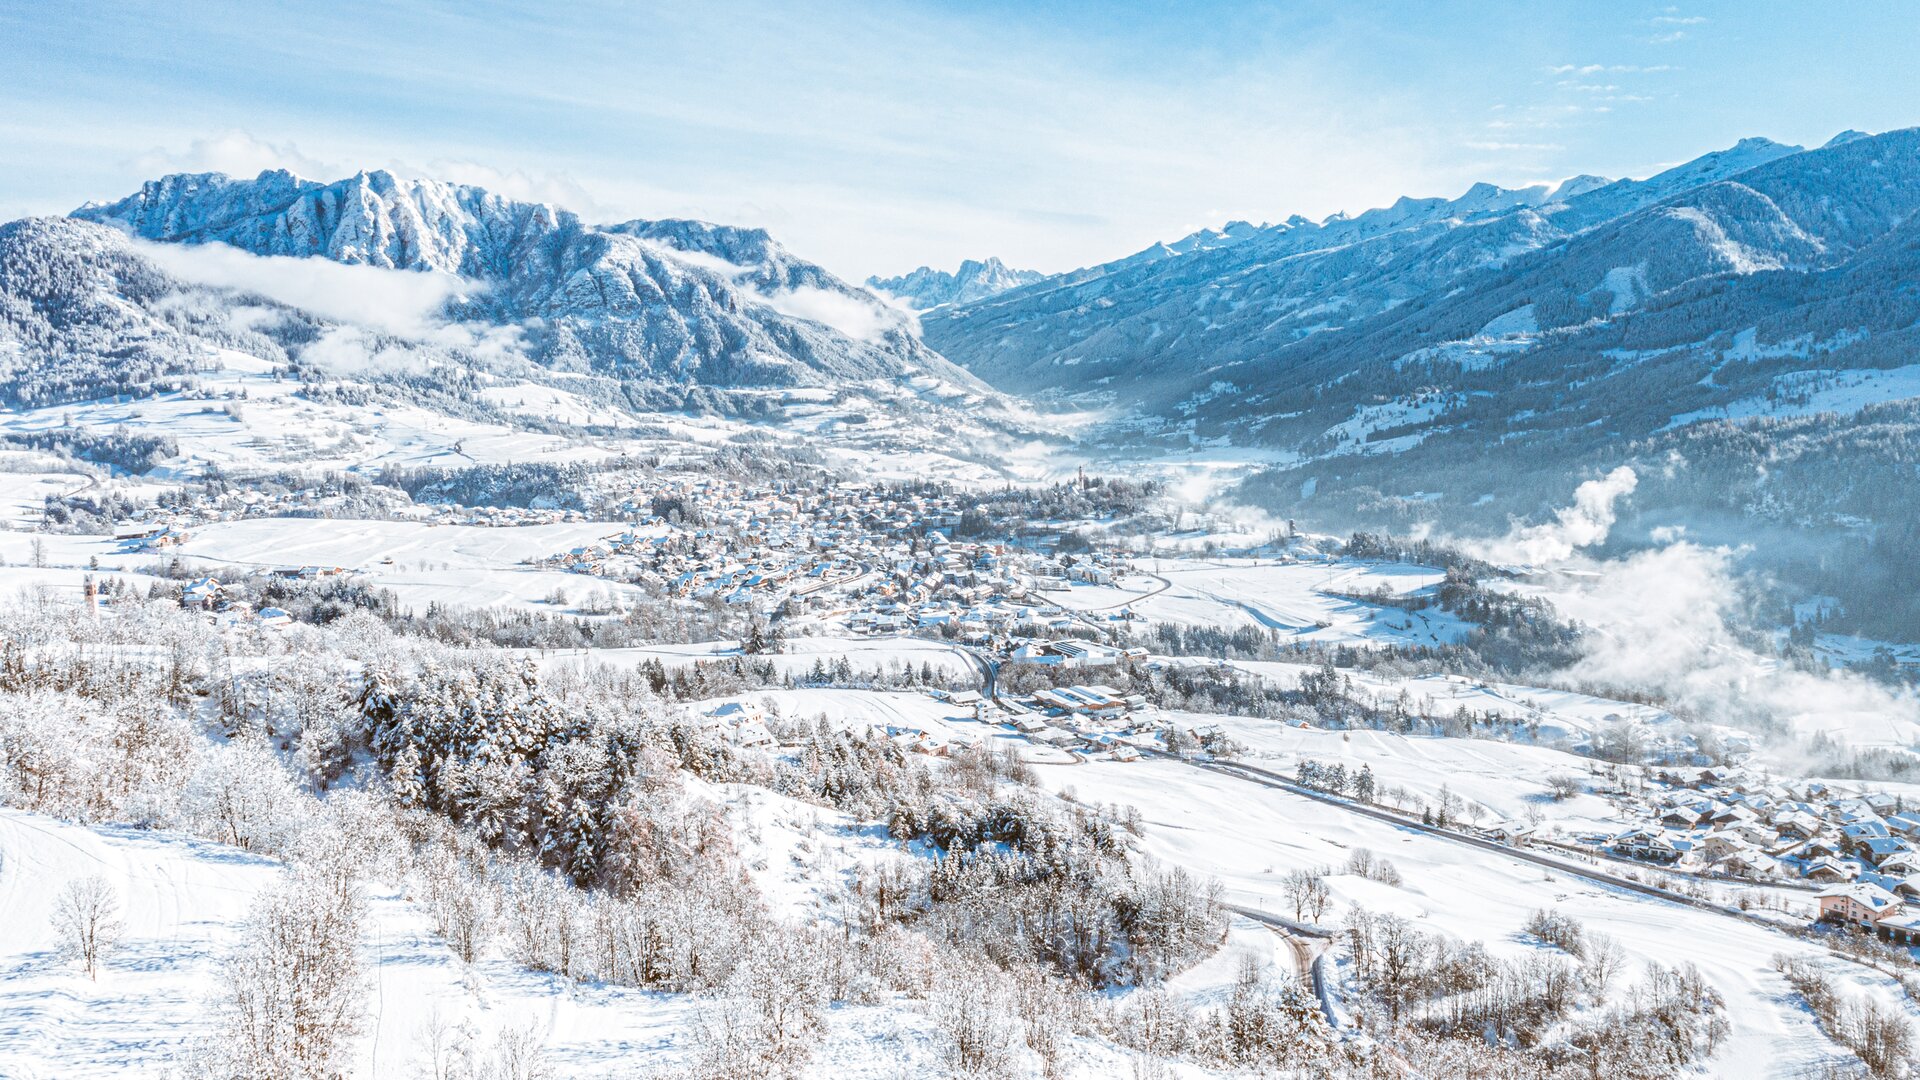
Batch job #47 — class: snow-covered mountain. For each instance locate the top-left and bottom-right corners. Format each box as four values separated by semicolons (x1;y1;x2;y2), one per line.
903;128;1920;634
866;256;1046;309
919;135;1810;399
70;169;993;398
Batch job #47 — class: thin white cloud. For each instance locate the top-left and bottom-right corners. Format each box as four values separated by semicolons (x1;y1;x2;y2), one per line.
412;158;611;221
749;285;902;343
133;238;477;337
635;236;913;343
131;130;337;181
1547;64;1677;75
1553;542;1920;754
635;239;754;278
1466;470;1920;757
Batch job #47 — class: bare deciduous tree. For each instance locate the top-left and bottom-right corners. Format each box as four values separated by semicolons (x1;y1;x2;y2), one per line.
205;867;366;1080
1545;773;1583;801
1281;868;1331;922
52;874;123;980
1581;931;1625;997
932;966;1019;1079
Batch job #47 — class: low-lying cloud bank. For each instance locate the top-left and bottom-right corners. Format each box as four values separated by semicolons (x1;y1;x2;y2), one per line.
135;239;529;373
134;239;477;338
1476;468;1920;760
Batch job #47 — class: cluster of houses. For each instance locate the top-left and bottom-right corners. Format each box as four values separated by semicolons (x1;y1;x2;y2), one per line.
539;475;1137;647
82;572;297;629
111;484;590;550
994;681;1158;762
1595;767;1920;903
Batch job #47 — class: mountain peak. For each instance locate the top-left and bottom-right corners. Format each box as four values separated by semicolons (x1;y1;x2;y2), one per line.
1549;174;1612;201
65;168;983;396
867;257;1045;309
1823;129;1874;149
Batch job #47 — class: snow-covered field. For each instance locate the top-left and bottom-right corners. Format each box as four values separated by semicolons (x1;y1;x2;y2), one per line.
1051;557;1469;648
165;518;652;614
0;355;622;476
0;806;974;1080
540;635;982;681
1216;660;1675;745
1044;756;1894;1078
1161;710;1629;834
0;461;95;530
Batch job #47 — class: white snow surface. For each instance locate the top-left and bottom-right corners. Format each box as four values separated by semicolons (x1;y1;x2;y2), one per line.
1043;757;1891;1079
1067;557;1468;648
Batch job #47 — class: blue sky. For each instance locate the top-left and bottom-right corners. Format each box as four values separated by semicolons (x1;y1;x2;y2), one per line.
3;0;1915;278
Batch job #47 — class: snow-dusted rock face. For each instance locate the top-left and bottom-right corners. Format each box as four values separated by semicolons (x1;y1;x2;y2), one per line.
866;256;1046;310
73;170;988;393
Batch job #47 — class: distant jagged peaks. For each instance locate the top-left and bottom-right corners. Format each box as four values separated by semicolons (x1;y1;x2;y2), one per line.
866;256;1046;310
70;168;994;397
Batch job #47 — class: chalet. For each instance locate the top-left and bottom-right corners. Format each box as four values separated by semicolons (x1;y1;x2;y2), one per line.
1843;820;1892;842
1608;828;1679;863
1875;909;1920;945
1659;805;1708;829
1715;849;1780;878
1793;837;1846;862
1486;821;1535;846
1880;853;1920;876
707;701;765;723
1774;811;1824;841
1856;836;1913;866
114;521;169;542
731;720;776;748
1805;857;1859;884
1696;833;1752;862
1818;882;1901;930
182;577;223;609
